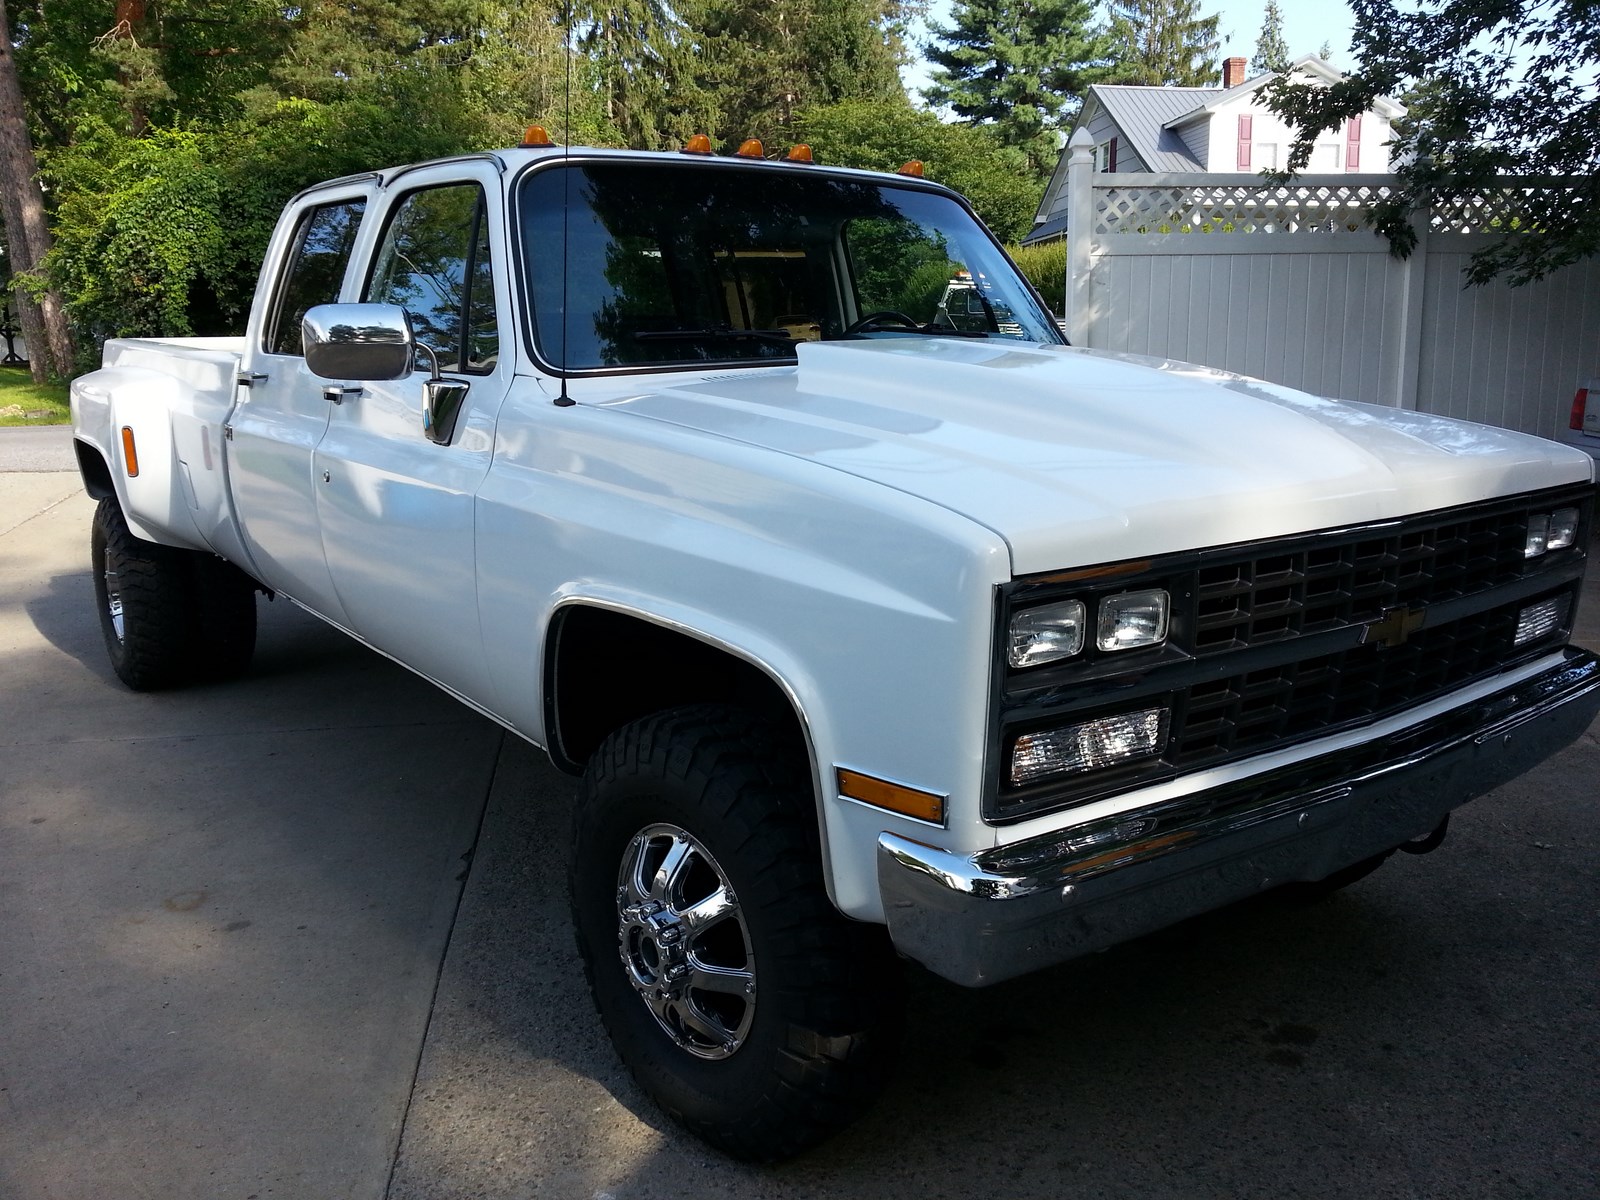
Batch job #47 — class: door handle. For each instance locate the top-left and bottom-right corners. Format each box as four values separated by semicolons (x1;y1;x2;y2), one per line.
322;385;363;405
236;371;268;388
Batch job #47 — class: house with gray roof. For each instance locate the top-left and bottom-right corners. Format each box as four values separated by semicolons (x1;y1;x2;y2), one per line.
1024;55;1406;245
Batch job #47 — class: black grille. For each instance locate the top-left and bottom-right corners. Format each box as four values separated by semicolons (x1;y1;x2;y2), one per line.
1192;508;1530;654
991;486;1592;823
1174;595;1537;764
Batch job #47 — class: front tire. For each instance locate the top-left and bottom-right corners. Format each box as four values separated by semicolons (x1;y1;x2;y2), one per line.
570;706;900;1161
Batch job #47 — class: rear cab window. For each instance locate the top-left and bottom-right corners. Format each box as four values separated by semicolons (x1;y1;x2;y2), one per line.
263;199;367;357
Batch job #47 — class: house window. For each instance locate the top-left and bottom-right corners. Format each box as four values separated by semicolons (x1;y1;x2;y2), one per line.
1255;142;1280;170
1096;137;1119;172
1312;142;1342;171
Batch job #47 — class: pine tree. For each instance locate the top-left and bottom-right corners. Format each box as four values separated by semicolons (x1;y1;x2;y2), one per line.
1105;0;1222;87
1251;0;1290;73
922;0;1114;182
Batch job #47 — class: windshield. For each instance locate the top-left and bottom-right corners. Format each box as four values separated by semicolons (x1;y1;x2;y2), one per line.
518;162;1062;370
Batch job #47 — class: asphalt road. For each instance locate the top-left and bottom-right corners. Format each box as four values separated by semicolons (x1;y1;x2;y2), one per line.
3;448;1597;1199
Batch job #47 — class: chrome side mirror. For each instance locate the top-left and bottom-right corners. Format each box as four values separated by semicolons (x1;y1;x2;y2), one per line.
414;344;470;446
302;303;414;381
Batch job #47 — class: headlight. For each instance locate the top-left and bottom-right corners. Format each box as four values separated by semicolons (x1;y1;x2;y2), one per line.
1096;589;1170;652
1010;706;1170;786
1525;507;1580;558
1008;599;1086;668
1548;507;1580;551
1514;594;1570;645
1525;513;1550;558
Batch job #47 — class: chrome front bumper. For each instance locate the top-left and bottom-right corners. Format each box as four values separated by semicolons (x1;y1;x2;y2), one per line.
878;648;1600;987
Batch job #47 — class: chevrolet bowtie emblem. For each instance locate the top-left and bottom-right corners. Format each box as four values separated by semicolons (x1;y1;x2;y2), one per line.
1363;605;1426;649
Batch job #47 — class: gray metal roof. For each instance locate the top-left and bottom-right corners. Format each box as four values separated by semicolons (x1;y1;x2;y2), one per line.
1087;85;1218;171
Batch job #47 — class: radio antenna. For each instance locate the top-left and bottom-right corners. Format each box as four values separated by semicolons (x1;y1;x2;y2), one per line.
554;0;576;407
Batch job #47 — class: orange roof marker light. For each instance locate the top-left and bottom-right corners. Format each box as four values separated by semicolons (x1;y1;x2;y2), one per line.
519;124;554;148
898;160;925;177
735;138;765;158
681;134;713;155
785;144;815;163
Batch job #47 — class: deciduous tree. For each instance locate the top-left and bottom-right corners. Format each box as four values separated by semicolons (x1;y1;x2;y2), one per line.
1264;0;1600;284
0;0;74;380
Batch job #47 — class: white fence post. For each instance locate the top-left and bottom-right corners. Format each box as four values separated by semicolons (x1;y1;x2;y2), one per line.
1390;209;1430;410
1064;127;1096;346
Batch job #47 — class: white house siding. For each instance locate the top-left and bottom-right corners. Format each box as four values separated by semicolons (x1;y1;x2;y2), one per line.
1208;95;1395;174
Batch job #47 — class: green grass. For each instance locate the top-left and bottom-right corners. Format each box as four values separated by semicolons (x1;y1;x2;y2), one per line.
0;366;71;426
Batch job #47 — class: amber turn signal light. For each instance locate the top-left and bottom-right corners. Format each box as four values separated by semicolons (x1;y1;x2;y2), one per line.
786;144;814;163
120;426;139;478
681;134;713;155
735;138;764;158
898;160;924;177
519;125;553;147
837;768;945;825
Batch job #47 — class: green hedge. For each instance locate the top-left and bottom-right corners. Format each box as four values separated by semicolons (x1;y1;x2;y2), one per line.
1005;240;1066;316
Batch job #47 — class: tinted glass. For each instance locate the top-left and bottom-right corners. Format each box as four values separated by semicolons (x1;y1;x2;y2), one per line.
519;163;1061;370
366;184;499;374
266;199;366;356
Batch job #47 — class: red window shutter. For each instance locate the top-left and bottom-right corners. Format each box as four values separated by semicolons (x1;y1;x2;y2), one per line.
1108;136;1118;172
1237;115;1253;171
1346;115;1362;171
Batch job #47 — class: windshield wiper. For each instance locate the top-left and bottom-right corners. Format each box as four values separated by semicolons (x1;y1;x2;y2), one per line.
633;328;798;348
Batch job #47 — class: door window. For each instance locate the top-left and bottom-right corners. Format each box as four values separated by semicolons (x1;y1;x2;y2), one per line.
366;184;499;374
264;199;366;356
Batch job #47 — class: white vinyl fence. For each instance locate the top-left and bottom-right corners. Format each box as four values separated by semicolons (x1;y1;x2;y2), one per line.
1060;131;1600;439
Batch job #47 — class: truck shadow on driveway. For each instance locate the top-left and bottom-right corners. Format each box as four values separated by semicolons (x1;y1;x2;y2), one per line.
393;730;1600;1200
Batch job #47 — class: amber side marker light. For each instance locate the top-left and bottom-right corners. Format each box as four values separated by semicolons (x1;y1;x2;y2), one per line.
120;426;139;478
837;768;945;825
786;144;814;163
520;124;554;147
898;160;924;177
735;138;764;158
681;133;713;155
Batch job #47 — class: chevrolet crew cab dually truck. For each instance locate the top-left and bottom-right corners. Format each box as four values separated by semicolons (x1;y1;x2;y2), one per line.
71;138;1600;1160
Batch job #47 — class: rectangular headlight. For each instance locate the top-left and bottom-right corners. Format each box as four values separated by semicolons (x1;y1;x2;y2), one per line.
1548;507;1580;551
1009;599;1086;669
1097;589;1170;652
1525;513;1550;558
1010;706;1170;786
1514;595;1570;646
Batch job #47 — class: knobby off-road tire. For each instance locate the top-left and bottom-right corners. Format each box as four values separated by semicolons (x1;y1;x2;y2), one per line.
91;497;257;690
570;705;902;1161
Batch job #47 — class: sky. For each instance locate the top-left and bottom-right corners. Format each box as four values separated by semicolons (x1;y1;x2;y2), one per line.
903;1;1362;96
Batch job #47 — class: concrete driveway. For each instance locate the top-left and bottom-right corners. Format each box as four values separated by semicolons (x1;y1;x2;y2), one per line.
3;447;1597;1199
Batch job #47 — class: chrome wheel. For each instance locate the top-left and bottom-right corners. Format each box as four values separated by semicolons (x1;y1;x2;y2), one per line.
615;822;755;1059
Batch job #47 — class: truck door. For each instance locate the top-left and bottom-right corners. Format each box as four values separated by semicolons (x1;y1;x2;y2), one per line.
312;166;513;701
229;188;372;624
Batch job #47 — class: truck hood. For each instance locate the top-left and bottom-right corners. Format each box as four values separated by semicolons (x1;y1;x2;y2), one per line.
605;339;1594;575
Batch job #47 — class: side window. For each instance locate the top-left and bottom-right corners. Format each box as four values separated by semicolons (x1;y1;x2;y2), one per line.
365;184;499;374
265;199;366;356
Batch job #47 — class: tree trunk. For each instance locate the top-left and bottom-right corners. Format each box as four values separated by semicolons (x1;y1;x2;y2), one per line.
0;0;75;380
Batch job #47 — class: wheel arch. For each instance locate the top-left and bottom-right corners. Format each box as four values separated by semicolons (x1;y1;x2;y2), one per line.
543;600;818;778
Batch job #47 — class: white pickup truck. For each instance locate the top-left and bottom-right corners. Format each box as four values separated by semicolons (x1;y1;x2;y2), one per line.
72;140;1600;1160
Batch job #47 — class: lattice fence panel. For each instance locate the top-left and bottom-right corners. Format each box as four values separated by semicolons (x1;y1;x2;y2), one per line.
1094;182;1396;235
1094;179;1575;237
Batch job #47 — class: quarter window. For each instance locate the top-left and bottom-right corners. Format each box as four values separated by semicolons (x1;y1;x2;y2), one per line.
366;184;499;374
265;199;366;356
